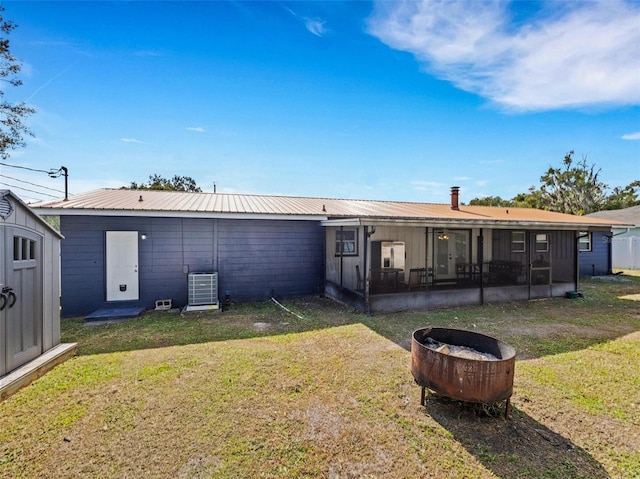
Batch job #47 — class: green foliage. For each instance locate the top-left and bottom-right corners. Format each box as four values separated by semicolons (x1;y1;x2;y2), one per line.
124;173;202;192
602;180;640;210
470;151;640;213
0;7;35;159
535;151;607;215
468;196;514;207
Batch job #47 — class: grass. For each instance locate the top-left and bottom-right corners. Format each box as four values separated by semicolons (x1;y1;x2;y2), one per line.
1;276;639;478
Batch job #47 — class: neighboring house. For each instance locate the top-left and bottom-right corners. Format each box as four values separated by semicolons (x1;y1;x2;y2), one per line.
31;187;625;317
584;205;640;272
1;191;75;398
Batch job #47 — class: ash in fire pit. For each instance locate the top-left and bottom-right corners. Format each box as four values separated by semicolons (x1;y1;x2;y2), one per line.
423;337;499;361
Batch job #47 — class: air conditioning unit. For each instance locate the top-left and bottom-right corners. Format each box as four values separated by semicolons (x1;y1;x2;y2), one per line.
186;272;219;310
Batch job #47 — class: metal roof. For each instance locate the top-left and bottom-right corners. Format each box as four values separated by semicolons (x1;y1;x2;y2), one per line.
30;188;629;229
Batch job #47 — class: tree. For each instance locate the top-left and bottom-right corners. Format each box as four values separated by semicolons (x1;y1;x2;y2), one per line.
0;7;35;159
601;180;640;210
469;151;639;214
533;151;607;215
468;196;513;207
124;174;202;192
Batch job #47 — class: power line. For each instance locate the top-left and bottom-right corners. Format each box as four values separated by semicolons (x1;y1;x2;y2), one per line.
0;162;54;174
0;180;59;199
0;161;69;200
0;173;65;194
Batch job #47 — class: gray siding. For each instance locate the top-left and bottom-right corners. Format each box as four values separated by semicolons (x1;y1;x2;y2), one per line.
579;231;611;276
59;216;324;317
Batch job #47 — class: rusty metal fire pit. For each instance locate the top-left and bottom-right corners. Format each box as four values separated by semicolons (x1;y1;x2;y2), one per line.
411;327;516;418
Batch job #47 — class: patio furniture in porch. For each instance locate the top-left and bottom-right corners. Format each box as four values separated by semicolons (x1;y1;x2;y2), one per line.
455;263;481;285
484;260;525;286
404;268;427;291
370;268;403;293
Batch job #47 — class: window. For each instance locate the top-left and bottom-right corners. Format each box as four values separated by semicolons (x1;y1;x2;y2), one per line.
512;231;525;252
13;235;36;261
335;228;358;256
535;233;549;252
578;232;591;252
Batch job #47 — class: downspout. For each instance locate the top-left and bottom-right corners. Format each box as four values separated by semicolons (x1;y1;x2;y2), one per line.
527;231;532;300
478;229;484;305
364;225;374;316
339;226;344;287
574;232;581;290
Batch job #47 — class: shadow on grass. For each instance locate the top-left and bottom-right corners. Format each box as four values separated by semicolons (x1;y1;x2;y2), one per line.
62;297;366;356
422;394;609;479
62;275;640;359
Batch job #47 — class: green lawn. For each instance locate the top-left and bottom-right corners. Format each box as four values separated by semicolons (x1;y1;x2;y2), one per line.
1;276;639;478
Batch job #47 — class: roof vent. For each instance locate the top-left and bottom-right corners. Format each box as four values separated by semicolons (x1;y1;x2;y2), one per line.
139;195;143;202
450;186;460;210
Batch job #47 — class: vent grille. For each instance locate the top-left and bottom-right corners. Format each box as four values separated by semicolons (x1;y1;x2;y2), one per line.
188;273;218;306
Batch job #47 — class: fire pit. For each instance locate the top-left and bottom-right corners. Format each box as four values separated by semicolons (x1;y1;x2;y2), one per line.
411;327;516;418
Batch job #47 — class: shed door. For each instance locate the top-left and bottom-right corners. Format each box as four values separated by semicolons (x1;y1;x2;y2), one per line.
4;227;43;373
106;231;139;301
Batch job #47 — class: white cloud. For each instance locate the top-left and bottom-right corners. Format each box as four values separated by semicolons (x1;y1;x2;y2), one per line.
304;17;327;37
367;0;640;111
621;131;640;140
121;138;143;144
286;7;328;37
186;126;205;133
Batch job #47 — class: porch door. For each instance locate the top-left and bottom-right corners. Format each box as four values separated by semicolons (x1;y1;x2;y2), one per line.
106;231;139;301
4;227;43;373
434;230;468;280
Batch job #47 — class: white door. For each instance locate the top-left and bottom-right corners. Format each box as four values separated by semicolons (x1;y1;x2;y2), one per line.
434;230;468;280
106;231;139;301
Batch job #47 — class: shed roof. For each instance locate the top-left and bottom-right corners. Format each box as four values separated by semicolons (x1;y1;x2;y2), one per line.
2;190;63;239
30;188;628;230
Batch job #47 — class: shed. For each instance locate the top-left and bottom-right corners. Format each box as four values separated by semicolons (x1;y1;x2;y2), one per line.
0;190;76;400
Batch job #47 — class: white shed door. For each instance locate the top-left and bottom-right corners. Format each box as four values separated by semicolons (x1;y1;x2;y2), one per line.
106;231;139;301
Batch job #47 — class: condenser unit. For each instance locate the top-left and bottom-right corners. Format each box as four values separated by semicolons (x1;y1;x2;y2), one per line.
185;272;219;311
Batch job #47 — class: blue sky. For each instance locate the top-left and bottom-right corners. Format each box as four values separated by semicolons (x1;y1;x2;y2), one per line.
2;0;639;204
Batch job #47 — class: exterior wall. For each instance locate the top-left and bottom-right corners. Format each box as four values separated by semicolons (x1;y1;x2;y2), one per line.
59;216;324;317
217;219;324;301
579;231;611;276
325;226;365;291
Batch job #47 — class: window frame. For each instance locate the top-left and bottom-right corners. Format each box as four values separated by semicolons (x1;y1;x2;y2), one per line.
578;232;592;252
535;233;549;253
512;231;526;253
335;228;358;256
